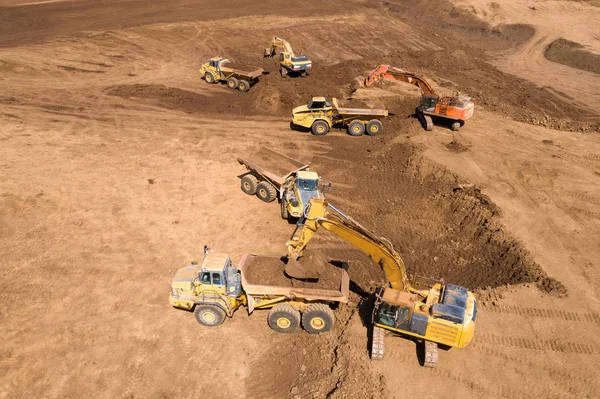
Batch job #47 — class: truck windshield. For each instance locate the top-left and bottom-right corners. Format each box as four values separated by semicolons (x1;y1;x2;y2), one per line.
298;179;318;191
308;101;331;109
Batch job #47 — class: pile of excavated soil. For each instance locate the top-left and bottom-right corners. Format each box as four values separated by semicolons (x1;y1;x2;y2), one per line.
310;138;566;295
244;252;342;290
544;38;600;75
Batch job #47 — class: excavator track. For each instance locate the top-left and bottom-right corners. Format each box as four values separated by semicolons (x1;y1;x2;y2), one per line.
371;326;385;360
423;340;439;368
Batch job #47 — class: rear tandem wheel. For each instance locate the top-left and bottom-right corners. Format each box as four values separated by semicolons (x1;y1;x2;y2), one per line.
268;304;300;333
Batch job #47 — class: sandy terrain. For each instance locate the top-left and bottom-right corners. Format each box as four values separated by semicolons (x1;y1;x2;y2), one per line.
1;0;599;398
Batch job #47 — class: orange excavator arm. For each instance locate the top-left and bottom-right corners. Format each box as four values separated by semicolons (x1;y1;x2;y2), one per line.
361;65;436;95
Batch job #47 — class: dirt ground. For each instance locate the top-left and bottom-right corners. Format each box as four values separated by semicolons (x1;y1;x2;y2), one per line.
1;0;599;398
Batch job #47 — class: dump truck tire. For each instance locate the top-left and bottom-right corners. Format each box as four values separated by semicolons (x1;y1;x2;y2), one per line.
451;121;461;131
366;120;383;136
311;120;329;136
194;304;226;327
268;304;300;333
204;72;216;84
238;80;250;92
302;304;335;334
256;181;277;202
348;121;365;136
281;198;289;219
227;77;238;89
241;175;258;195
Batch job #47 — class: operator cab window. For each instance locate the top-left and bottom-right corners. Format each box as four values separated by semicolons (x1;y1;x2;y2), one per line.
298;179;318;191
201;272;211;284
308;101;329;109
212;272;222;285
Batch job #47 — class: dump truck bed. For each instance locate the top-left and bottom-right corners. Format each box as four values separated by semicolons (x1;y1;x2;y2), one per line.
332;97;388;117
237;147;309;186
220;66;264;79
238;254;350;312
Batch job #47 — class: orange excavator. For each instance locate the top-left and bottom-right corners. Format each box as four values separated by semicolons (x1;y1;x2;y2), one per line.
357;65;474;131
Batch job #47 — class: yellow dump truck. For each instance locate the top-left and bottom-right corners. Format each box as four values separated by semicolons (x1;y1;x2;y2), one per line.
237;147;331;219
170;248;349;334
199;57;263;92
292;97;389;136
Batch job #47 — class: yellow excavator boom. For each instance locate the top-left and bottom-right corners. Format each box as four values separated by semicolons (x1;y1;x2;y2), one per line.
287;198;408;291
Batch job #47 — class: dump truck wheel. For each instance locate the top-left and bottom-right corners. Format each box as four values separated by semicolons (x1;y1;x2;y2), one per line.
451;121;461;131
348;121;365;137
366;120;383;136
238;80;250;92
241;175;258;195
281;198;289;219
204;72;216;84
311;120;329;136
268;304;300;333
194;304;226;327
256;182;277;202
227;77;238;89
302;304;335;334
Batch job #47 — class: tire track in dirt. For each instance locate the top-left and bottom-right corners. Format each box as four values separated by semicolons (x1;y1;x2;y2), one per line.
386;350;523;398
482;304;600;324
475;333;599;355
469;343;597;395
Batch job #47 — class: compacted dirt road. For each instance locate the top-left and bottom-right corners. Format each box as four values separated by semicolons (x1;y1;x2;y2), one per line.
1;0;599;398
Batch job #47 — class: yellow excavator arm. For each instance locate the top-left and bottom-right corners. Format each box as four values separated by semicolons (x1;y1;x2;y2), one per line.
286;198;408;291
265;36;295;57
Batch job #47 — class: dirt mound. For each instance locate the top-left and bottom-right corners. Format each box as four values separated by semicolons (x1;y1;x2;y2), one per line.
381;0;534;51
311;140;566;295
545;38;600;75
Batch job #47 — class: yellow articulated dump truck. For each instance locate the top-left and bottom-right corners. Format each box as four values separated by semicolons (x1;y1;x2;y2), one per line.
199;57;263;92
292;97;388;136
237;147;331;219
170;247;349;334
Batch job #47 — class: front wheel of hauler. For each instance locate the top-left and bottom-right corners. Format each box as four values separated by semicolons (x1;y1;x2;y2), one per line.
302;304;335;334
241;174;259;195
366;120;383;136
238;80;250;92
194;304;226;327
204;72;216;84
227;77;238;89
348;121;365;136
268;304;300;333
256;181;277;202
311;120;329;136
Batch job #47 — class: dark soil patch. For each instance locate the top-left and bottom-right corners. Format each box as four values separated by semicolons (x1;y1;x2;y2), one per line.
446;139;469;152
545;38;600;75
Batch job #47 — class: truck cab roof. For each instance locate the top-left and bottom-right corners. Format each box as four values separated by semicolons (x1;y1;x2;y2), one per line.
201;252;230;271
297;170;319;180
311;96;327;102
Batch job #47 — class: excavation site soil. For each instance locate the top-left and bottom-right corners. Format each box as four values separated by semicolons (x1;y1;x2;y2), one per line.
1;0;600;398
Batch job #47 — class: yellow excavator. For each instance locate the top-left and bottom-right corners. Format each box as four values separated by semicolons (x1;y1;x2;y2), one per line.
285;198;477;367
264;36;312;78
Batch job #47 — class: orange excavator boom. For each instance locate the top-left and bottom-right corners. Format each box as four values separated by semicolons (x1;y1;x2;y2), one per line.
361;65;436;95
